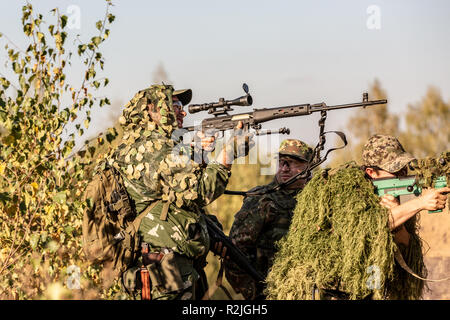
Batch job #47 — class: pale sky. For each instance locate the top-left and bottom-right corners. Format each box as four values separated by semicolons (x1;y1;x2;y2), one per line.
1;0;449;155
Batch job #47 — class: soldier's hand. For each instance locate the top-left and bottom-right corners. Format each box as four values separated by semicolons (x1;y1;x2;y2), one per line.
419;187;450;211
227;121;255;159
380;194;400;210
216;121;255;168
213;241;230;260
195;130;218;152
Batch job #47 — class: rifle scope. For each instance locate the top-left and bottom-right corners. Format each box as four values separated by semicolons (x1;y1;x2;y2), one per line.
188;83;253;114
188;95;253;114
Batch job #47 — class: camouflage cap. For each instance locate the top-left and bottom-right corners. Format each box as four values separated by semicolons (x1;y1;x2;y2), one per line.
362;134;415;173
278;139;313;162
173;89;192;106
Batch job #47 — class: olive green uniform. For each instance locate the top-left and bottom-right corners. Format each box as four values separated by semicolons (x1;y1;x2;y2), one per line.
108;85;230;299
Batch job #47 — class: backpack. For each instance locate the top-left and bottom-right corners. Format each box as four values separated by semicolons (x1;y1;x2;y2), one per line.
82;165;156;286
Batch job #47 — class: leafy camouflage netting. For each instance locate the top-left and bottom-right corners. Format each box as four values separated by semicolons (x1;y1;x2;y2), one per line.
413;151;449;207
265;162;426;300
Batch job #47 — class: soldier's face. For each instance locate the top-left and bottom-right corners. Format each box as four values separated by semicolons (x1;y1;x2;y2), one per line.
366;166;408;179
147;97;187;128
276;156;308;189
172;97;187;128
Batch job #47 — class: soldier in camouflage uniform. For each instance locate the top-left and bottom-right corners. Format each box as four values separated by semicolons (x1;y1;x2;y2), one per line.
224;139;314;300
362;134;449;247
318;134;449;300
106;84;253;300
312;134;449;300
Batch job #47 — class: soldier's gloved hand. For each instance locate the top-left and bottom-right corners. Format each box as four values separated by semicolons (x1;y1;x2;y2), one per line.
216;121;255;168
224;121;255;159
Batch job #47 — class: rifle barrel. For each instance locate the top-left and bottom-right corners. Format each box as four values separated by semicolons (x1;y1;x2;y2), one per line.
310;99;387;113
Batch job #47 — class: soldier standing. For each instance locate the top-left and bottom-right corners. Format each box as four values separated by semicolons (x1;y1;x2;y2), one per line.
108;84;253;300
224;139;313;300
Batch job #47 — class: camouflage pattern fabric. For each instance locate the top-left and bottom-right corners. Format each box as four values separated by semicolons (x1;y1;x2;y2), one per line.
362;134;415;173
278;139;314;162
224;179;300;300
105;84;230;299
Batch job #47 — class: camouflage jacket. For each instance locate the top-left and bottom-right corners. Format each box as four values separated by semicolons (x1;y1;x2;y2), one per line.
106;85;230;288
224;178;300;300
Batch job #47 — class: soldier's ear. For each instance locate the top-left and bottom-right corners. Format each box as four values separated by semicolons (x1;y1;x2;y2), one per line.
365;167;378;179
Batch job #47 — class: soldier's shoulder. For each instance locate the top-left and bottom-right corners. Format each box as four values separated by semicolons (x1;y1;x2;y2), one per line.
241;183;271;206
234;181;275;217
246;180;276;195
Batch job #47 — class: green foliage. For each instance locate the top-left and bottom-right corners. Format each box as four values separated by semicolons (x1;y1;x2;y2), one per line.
400;87;450;158
0;1;117;299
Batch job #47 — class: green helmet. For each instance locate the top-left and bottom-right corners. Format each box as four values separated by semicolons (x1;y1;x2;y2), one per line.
362;134;415;173
278;139;313;162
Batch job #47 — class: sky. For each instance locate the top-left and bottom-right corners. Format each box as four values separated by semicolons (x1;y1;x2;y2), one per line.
1;0;449;157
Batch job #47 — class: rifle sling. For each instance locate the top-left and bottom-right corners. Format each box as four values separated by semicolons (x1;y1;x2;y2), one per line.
394;246;450;282
202;260;234;300
160;201;170;221
224;130;348;197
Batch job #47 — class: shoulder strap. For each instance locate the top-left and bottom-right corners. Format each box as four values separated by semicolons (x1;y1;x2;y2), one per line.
201;260;233;300
160;201;170;221
394;247;450;282
126;200;160;235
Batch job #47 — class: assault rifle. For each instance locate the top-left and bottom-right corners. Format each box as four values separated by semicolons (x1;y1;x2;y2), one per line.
204;214;265;283
185;83;387;138
373;175;448;213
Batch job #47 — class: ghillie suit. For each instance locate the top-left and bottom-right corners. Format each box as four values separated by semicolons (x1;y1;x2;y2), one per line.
412;151;449;208
86;84;230;300
265;162;427;300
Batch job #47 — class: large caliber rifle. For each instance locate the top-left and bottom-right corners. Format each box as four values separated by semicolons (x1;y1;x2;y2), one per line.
185;83;386;137
185;83;387;196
